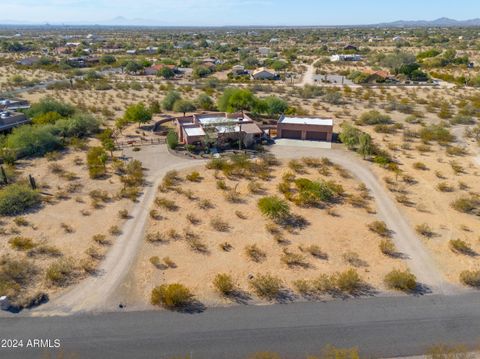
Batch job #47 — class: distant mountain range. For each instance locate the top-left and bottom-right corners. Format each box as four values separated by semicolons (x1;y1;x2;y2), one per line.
374;17;480;27
1;17;480;28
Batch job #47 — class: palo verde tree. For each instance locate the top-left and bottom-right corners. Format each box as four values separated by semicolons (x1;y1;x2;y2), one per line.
124;102;152;127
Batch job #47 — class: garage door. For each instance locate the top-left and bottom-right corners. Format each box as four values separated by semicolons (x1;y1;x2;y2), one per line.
306;131;328;141
281;129;302;139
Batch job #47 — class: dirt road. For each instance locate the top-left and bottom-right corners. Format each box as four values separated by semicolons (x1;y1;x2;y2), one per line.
270;145;457;295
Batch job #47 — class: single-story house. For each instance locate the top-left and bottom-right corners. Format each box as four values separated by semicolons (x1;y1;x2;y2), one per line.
67;56;100;68
231;65;247;76
252;67;278;80
176;112;263;147
259;47;271;56
0;98;30;111
277;115;333;142
0;111;30;132
144;64;177;76
330;54;362;62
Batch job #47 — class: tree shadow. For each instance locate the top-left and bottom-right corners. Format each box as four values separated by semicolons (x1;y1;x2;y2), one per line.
412;283;432;296
176;300;206;314
228;290;252;305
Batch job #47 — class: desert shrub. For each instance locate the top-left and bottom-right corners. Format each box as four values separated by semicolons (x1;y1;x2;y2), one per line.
155;197;178;211
436;182;454;192
357;110;391;125
293;178;337;206
28;244;62;258
248;181;264;194
245;244;266;263
413;162;428;170
9;236;36;251
384;269;417;292
293;279;313;296
0;257;38;297
451;196;480;215
45;258;76;287
257;196;290;220
216;179;228;190
342;251;366;267
118;209;129;219
379;239;397;256
416;223;434;238
301;245;328;259
280;250;308;268
335;269;363;294
162;170;182;188
0;183;41;216
186;171;201;182
288;159;305;173
109;225;122;236
419;125;454;144
368;221;390;237
235;210;247;219
210;217;230;232
163;257;176;268
449;239;473;255
459;270;480;287
150;283;194;309
149;256;162;268
92;234;110;245
249;274;283;300
13;217;29;226
312;274;336;294
5;124;62;158
198;199;214;209
186;235;208;253
213;273;236;296
145;232;167;243
186;213;200;225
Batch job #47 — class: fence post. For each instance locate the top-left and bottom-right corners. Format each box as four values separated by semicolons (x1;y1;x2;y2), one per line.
28;175;36;190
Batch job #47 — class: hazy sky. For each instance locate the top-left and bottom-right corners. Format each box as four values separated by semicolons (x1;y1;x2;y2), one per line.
1;0;480;25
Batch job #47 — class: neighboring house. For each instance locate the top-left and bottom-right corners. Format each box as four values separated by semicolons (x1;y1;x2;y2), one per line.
231;65;247;76
343;44;359;51
16;56;40;66
176;112;263;147
67;56;100;68
126;49;137;55
364;69;393;81
144;46;158;54
259;47;270;56
277;115;333;142
0;111;30;132
252;67;277;80
330;54;362;62
0;98;30;111
144;64;177;76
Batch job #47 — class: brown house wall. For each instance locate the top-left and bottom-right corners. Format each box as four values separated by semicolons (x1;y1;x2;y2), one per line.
277;123;333;142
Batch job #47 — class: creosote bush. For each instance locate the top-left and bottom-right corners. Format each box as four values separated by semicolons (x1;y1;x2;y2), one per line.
0;183;41;216
213;273;236;296
460;270;480;287
384;269;417;292
249;274;283;301
150;283;194;309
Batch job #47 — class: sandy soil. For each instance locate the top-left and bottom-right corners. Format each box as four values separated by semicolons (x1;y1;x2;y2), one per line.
127;159;409;307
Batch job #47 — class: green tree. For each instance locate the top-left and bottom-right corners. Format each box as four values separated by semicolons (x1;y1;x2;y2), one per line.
358;132;373;159
86;146;108;179
263;96;288;116
339;123;361;150
166;130;179;149
173;99;196;117
148;100;161;114
162;91;181;111
195;93;215;111
124;102;152;127
157;67;175;79
125;61;143;74
217;88;257;113
98;128;116;158
100;55;116;65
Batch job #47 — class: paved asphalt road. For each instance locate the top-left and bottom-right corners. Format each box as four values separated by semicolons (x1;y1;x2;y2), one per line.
1;293;480;359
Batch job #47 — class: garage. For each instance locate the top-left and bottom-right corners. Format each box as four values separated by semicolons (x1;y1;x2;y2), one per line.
306;131;327;141
281;129;302;139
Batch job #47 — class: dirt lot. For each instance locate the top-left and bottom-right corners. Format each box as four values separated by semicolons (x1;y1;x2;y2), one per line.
127;158;409;307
